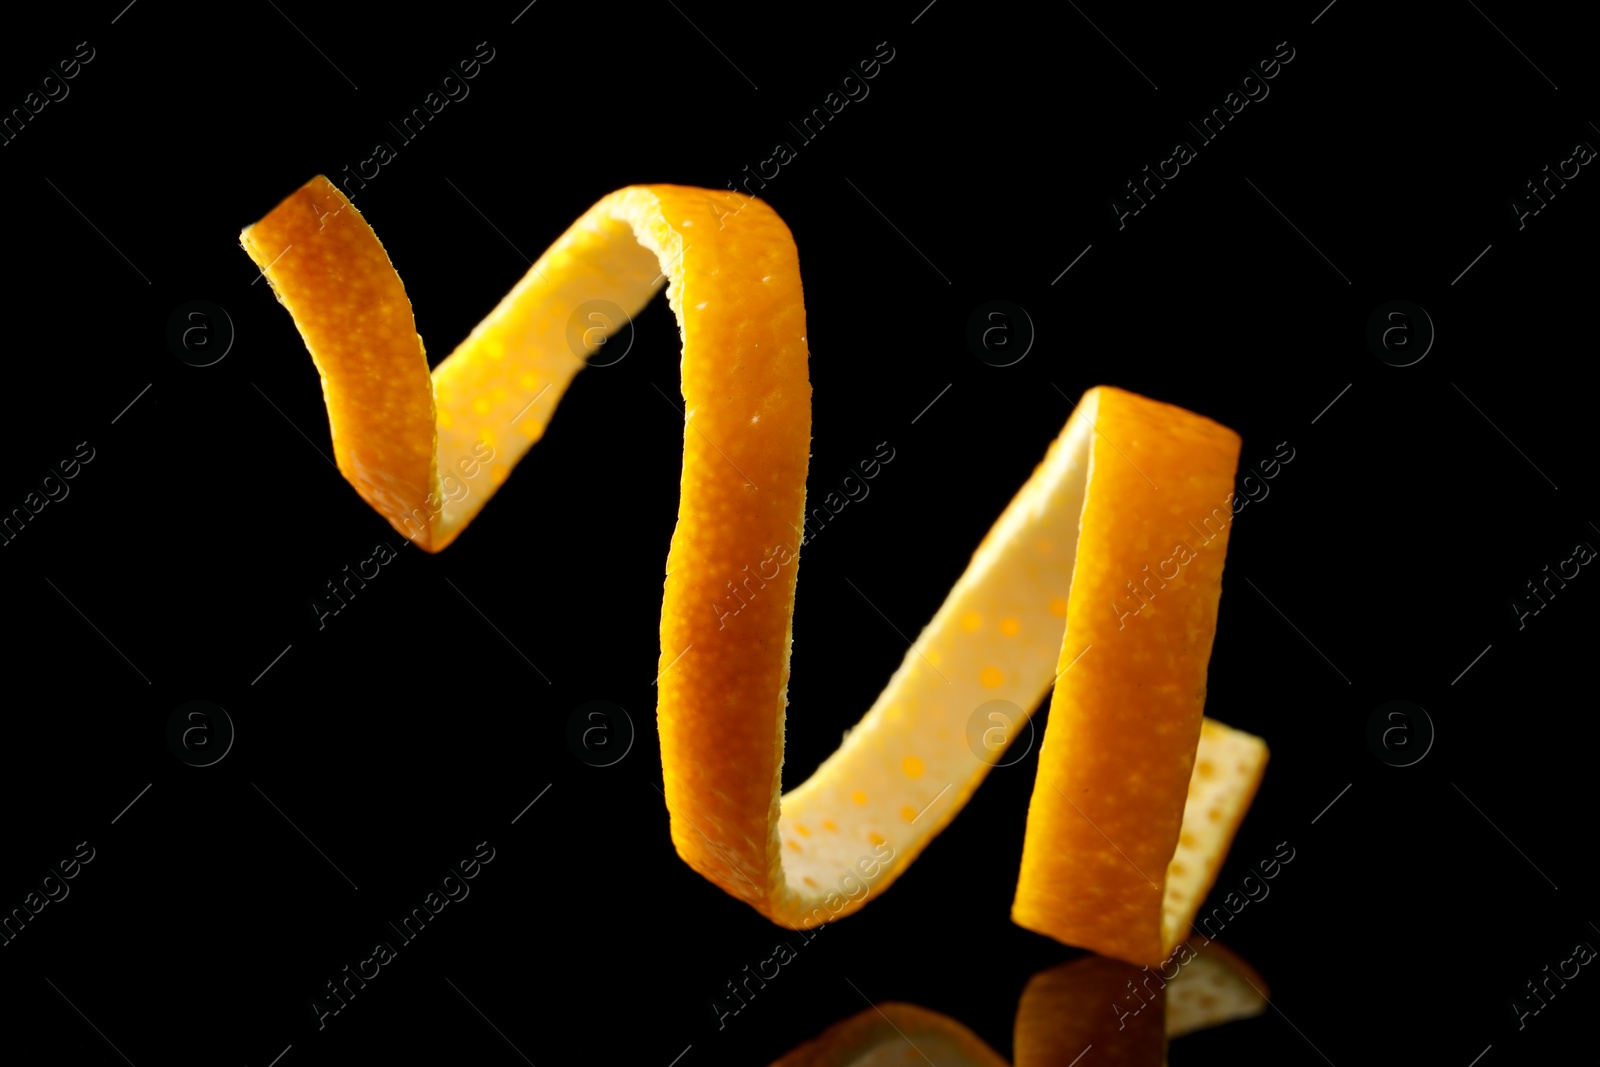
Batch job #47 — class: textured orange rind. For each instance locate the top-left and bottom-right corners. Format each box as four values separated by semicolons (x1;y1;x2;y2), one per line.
241;177;1267;966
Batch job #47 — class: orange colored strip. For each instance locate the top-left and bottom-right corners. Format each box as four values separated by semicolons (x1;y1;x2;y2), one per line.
1012;394;1246;964
241;176;1267;966
240;180;438;548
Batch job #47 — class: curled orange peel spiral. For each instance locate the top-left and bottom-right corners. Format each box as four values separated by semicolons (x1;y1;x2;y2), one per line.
241;176;1268;966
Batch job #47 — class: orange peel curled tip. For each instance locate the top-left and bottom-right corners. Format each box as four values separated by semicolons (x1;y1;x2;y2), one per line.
240;175;1268;966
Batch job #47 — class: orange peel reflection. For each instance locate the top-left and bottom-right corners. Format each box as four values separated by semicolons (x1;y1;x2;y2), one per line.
771;943;1268;1066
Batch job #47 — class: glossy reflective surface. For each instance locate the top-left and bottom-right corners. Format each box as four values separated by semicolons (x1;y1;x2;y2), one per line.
0;2;1593;1065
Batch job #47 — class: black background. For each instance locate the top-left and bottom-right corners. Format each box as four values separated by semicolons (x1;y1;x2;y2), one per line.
1;1;1596;1064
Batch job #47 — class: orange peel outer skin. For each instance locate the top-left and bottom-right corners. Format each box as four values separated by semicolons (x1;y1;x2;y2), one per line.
1012;394;1243;966
631;194;814;924
240;178;440;550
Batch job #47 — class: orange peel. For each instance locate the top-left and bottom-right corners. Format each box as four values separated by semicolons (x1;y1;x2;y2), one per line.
241;176;1268;966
